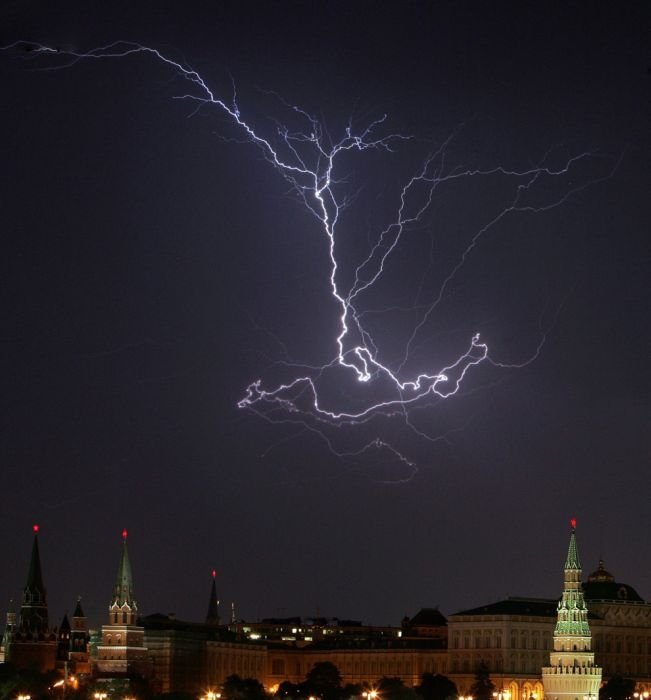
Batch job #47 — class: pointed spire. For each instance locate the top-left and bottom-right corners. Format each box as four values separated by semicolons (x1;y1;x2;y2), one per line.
73;597;85;618
543;520;601;700
19;525;49;633
206;569;220;625
111;529;137;609
564;518;581;570
26;525;45;595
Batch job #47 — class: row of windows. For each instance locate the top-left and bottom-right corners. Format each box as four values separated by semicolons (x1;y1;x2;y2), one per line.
593;638;651;654
113;612;131;624
452;633;551;650
209;654;263;674
270;658;444;679
451;656;544;674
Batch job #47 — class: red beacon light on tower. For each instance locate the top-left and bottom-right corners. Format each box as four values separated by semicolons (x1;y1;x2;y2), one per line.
570;518;577;530
212;569;217;579
33;524;39;533
122;528;128;540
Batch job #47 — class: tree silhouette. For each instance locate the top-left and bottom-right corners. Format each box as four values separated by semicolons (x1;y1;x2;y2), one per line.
468;662;495;700
599;676;635;700
417;673;458;700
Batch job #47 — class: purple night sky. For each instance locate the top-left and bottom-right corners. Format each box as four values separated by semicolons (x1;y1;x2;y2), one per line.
0;1;649;628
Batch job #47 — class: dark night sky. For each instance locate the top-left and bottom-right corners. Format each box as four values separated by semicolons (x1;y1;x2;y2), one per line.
1;2;649;629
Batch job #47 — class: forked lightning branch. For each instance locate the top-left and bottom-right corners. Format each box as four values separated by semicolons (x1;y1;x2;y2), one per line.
5;41;607;468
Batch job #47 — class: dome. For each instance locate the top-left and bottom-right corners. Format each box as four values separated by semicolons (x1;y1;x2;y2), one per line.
587;559;615;583
583;560;644;603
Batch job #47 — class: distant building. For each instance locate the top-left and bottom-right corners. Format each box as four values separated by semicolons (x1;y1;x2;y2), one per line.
52;598;92;676
143;574;265;694
583;560;651;679
0;605;17;663
143;614;266;694
2;521;650;697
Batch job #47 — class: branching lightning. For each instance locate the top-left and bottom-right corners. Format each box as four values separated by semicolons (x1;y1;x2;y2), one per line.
4;40;615;478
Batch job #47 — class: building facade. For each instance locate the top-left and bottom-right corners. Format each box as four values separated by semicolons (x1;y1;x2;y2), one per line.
446;525;651;700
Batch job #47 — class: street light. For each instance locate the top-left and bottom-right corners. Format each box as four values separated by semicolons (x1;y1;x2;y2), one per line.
634;693;649;700
94;692;107;700
202;692;221;700
459;695;473;700
17;695;31;700
493;690;510;700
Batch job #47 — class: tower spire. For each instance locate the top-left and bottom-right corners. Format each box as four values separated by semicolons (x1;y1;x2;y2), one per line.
9;526;57;671
564;517;581;570
96;529;147;676
111;528;136;609
206;569;220;625
542;520;601;700
20;525;49;633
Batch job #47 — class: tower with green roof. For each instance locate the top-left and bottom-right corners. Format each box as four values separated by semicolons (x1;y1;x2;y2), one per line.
95;530;148;677
542;520;602;700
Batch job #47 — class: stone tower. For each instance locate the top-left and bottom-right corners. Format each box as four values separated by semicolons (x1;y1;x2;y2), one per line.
95;530;148;677
8;525;57;671
69;598;91;674
542;519;602;700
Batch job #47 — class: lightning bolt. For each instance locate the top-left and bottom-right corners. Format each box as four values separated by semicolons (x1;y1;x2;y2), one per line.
4;40;615;478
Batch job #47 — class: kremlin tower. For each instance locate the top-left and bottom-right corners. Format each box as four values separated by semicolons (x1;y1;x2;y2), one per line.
95;529;149;677
7;525;57;671
206;569;220;626
542;520;602;700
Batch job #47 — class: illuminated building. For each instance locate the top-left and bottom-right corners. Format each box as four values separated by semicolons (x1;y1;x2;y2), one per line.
264;636;447;688
447;525;650;700
0;605;16;664
2;523;650;697
95;530;149;678
542;520;602;700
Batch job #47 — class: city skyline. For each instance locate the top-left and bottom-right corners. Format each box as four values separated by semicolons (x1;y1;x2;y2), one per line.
4;517;650;699
1;1;649;628
4;519;647;630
